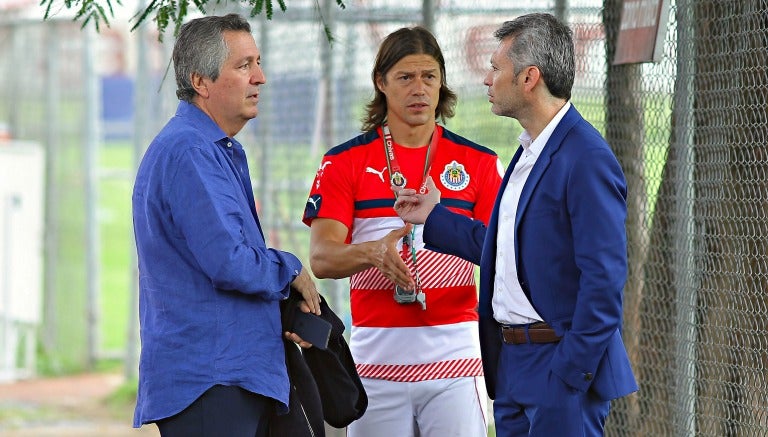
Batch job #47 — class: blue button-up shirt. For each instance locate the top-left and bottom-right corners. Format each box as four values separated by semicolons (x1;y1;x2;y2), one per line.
132;101;301;426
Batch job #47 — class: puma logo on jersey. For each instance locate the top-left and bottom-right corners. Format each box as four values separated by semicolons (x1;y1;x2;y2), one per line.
304;194;322;220
365;166;387;183
307;195;321;209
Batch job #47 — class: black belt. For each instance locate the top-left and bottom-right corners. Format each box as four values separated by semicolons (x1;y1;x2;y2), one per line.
500;322;561;345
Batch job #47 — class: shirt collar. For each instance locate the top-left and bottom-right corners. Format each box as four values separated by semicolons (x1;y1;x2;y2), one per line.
518;101;572;157
176;100;232;145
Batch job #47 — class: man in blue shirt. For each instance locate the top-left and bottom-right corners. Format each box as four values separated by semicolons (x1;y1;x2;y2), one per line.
132;14;321;436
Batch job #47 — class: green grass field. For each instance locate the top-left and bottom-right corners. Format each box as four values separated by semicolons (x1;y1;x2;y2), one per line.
99;145;135;354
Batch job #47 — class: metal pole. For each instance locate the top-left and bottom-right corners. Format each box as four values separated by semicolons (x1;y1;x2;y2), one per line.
83;24;102;370
6;22;20;138
42;20;61;360
126;0;151;381
672;1;697;435
422;0;435;32
321;0;335;149
554;0;568;22
257;20;274;237
1;195;19;380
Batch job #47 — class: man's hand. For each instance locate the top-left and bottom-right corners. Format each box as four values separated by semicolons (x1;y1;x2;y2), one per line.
290;267;321;315
286;269;321;348
284;299;320;348
285;330;314;349
368;224;416;292
393;176;441;224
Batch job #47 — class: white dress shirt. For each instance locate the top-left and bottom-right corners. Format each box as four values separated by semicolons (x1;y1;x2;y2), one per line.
492;102;571;325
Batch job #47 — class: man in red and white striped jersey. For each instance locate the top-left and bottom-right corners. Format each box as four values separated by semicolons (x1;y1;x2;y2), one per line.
303;26;503;437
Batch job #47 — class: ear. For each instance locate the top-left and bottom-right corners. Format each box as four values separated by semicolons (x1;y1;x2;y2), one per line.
375;74;386;93
191;72;209;99
521;65;541;92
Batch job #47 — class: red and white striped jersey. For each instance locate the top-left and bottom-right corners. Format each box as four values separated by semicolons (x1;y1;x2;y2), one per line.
303;125;503;381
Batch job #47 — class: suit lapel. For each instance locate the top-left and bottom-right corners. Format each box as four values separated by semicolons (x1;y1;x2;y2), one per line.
514;106;581;231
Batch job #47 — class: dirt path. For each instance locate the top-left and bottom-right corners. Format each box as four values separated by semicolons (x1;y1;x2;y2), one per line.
0;373;158;436
0;373;355;437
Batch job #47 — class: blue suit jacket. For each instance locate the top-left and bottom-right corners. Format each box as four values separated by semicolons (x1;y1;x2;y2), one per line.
423;106;637;401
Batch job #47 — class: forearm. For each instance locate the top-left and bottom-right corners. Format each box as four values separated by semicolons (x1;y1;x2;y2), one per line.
423;204;486;264
309;238;382;279
210;244;301;299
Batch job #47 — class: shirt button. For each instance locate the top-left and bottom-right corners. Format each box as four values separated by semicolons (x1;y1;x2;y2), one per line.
583;372;593;381
227;142;233;148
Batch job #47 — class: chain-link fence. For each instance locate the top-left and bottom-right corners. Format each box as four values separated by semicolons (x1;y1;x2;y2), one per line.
1;0;767;435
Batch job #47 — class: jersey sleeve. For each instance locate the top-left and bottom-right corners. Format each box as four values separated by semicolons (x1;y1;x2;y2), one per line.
302;148;356;232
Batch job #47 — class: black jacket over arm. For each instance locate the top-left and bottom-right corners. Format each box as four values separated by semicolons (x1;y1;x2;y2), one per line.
270;292;367;436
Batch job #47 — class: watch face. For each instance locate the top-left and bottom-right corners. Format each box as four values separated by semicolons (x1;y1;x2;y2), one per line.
394;285;417;303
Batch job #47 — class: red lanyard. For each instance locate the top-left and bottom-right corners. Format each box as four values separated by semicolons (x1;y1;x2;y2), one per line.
382;124;440;194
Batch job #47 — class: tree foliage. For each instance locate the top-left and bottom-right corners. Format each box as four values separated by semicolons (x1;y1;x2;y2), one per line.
40;0;346;39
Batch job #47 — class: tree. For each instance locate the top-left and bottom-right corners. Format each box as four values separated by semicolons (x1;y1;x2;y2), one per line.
602;0;647;433
687;2;768;434
41;0;346;38
610;0;768;435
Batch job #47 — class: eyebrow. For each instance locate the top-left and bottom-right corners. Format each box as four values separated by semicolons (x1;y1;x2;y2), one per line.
392;68;438;75
230;57;252;68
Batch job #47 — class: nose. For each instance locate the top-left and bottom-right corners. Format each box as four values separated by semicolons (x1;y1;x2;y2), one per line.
253;64;266;85
483;70;492;87
412;78;427;95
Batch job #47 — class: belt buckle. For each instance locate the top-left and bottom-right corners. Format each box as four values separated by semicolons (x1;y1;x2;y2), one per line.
500;325;521;345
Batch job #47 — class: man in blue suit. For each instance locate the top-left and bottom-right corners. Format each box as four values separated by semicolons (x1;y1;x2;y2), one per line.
394;13;637;436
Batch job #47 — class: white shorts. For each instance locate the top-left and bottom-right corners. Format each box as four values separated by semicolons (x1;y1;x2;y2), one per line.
348;376;488;437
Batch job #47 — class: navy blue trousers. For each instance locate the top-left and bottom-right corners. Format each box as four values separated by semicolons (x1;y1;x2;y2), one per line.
157;385;271;437
493;341;610;437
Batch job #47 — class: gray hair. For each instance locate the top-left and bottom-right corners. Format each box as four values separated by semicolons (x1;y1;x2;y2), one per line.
494;13;575;100
173;14;252;102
